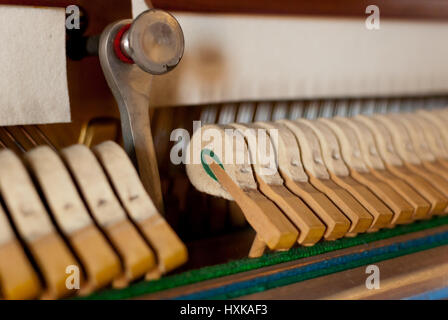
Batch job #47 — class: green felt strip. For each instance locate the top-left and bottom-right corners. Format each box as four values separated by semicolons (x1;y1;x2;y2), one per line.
83;215;448;300
209;234;448;299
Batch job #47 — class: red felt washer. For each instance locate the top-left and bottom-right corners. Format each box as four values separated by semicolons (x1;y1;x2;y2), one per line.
114;24;134;64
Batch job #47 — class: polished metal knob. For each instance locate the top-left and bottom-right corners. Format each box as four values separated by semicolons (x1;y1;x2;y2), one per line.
119;9;184;75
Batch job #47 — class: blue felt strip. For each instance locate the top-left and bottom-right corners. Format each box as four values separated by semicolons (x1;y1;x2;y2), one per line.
174;231;448;300
404;287;448;300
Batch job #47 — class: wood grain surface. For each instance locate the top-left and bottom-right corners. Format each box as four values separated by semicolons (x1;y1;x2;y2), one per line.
152;0;448;20
138;224;448;299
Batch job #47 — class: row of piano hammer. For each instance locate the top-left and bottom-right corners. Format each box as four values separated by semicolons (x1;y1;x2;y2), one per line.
0;141;187;300
187;109;448;257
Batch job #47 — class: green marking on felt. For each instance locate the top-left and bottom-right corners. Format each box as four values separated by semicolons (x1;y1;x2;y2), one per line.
201;148;224;181
83;215;448;300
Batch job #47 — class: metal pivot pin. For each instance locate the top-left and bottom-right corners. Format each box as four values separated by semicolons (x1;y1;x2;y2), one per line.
99;9;185;213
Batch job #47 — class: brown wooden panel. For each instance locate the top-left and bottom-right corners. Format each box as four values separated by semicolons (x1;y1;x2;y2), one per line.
0;0;72;6
152;0;448;20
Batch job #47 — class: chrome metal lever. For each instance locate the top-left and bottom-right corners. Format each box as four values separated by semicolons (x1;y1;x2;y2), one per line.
99;9;184;213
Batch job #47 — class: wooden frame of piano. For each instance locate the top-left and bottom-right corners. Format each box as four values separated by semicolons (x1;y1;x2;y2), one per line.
1;0;448;299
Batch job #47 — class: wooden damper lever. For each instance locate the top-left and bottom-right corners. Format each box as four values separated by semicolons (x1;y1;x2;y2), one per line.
186;124;298;258
356;115;447;217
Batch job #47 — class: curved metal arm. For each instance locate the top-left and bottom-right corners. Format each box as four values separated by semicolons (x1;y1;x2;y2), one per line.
98;10;184;214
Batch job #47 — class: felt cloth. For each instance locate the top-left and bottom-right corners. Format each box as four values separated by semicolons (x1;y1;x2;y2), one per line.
0;5;70;126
